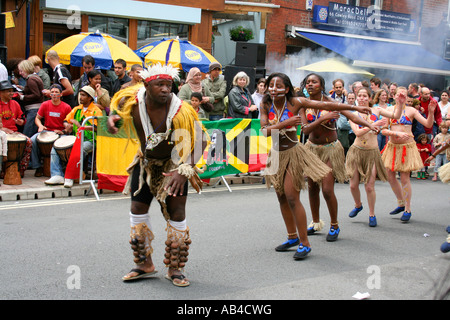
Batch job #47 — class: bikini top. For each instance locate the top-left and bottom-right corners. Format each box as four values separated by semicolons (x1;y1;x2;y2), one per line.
305;109;337;125
390;109;412;126
357;112;380;128
268;102;294;128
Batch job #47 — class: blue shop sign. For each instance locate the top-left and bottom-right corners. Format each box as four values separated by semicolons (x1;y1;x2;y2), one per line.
313;2;411;35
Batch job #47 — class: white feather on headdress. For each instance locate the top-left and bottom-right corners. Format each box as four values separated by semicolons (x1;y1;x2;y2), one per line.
138;63;180;82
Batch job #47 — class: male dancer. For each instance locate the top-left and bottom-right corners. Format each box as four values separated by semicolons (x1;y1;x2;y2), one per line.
107;63;206;287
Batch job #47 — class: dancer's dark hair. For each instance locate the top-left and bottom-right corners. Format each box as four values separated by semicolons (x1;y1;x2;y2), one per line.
299;73;326;98
262;72;295;105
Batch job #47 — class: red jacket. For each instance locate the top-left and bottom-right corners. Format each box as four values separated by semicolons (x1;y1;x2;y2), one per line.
416;142;432;165
419;97;441;134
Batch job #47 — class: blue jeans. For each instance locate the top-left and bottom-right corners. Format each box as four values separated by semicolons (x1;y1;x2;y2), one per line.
30;131;54;169
209;114;223;121
434;153;449;173
23;108;39;138
377;133;386;151
50;140;93;177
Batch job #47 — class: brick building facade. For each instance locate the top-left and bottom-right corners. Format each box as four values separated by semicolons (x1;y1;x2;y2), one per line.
262;0;450;88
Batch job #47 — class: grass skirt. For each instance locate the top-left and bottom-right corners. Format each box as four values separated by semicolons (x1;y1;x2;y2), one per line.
439;162;450;184
305;140;348;183
381;141;422;172
345;145;388;183
264;143;331;194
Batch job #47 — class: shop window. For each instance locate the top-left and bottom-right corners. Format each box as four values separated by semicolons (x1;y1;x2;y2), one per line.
370;0;383;8
347;0;360;5
88;16;129;44
137;21;188;48
347;0;382;8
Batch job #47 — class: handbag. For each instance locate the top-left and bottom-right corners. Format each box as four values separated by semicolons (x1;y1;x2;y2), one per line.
201;86;214;112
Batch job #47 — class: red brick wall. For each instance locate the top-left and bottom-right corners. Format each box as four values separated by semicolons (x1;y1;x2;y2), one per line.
421;0;449;27
265;0;449;57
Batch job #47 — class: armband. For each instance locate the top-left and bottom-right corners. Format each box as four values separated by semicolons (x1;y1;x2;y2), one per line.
171;163;205;193
173;163;200;179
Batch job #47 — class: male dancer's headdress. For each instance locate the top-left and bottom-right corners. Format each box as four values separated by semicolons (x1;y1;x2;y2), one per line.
138;63;180;83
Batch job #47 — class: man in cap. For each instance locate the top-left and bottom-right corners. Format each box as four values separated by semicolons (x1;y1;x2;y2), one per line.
0;80;25;133
44;86;102;187
202;62;227;121
0;80;32;177
107;63;208;287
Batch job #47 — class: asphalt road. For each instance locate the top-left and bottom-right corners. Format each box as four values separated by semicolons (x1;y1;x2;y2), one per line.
0;178;449;304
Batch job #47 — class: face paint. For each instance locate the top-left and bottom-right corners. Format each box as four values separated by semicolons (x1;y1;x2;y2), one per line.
269;77;287;98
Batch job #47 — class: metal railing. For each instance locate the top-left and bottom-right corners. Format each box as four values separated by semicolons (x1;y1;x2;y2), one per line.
78;116;99;200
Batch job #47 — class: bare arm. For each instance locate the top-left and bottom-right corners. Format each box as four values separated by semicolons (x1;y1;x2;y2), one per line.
424;138;450;164
414;101;436;128
60;78;74;96
296;96;371;114
35;114;46;132
341;110;380;133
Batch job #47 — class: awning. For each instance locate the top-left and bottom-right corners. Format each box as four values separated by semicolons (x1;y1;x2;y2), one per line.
293;28;450;76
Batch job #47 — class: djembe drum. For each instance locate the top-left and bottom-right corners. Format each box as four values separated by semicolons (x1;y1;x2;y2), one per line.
37;131;59;177
4;133;27;185
53;135;76;164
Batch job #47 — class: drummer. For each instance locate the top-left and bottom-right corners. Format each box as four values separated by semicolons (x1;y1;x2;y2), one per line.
0;118;7;184
0;80;31;178
45;86;102;187
30;84;72;177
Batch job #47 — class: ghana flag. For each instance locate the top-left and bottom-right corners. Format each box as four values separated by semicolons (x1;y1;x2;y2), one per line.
96;116;140;192
198;118;293;179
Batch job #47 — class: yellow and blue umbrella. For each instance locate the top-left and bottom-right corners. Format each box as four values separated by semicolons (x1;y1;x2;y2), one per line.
45;32;142;70
135;38;219;73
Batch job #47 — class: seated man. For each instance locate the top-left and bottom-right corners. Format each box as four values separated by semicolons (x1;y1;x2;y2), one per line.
44;86;103;187
0;80;31;177
30;84;72;177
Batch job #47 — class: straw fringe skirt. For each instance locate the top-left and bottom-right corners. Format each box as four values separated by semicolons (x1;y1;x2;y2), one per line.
381;141;422;172
305;140;348;183
345;145;388;183
264;143;331;194
439;162;450;184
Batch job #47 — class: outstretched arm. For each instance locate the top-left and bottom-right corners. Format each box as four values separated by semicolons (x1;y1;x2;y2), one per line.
424;138;450;164
296;96;371;114
342;110;380;133
415;100;437;128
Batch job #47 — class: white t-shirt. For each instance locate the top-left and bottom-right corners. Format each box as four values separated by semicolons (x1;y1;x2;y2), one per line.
439;101;450;119
0;62;8;81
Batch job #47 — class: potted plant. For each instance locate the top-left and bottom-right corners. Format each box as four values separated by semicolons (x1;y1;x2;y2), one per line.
229;26;254;42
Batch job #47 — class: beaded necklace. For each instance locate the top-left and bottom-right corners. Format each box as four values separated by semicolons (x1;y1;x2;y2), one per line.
272;97;287;123
145;101;169;150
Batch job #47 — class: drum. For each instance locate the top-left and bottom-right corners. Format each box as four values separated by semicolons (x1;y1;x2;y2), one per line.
4;133;27;185
37;131;59;177
53;135;76;164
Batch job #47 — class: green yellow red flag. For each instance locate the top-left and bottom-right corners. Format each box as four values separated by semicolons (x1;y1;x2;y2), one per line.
96;116;140;192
